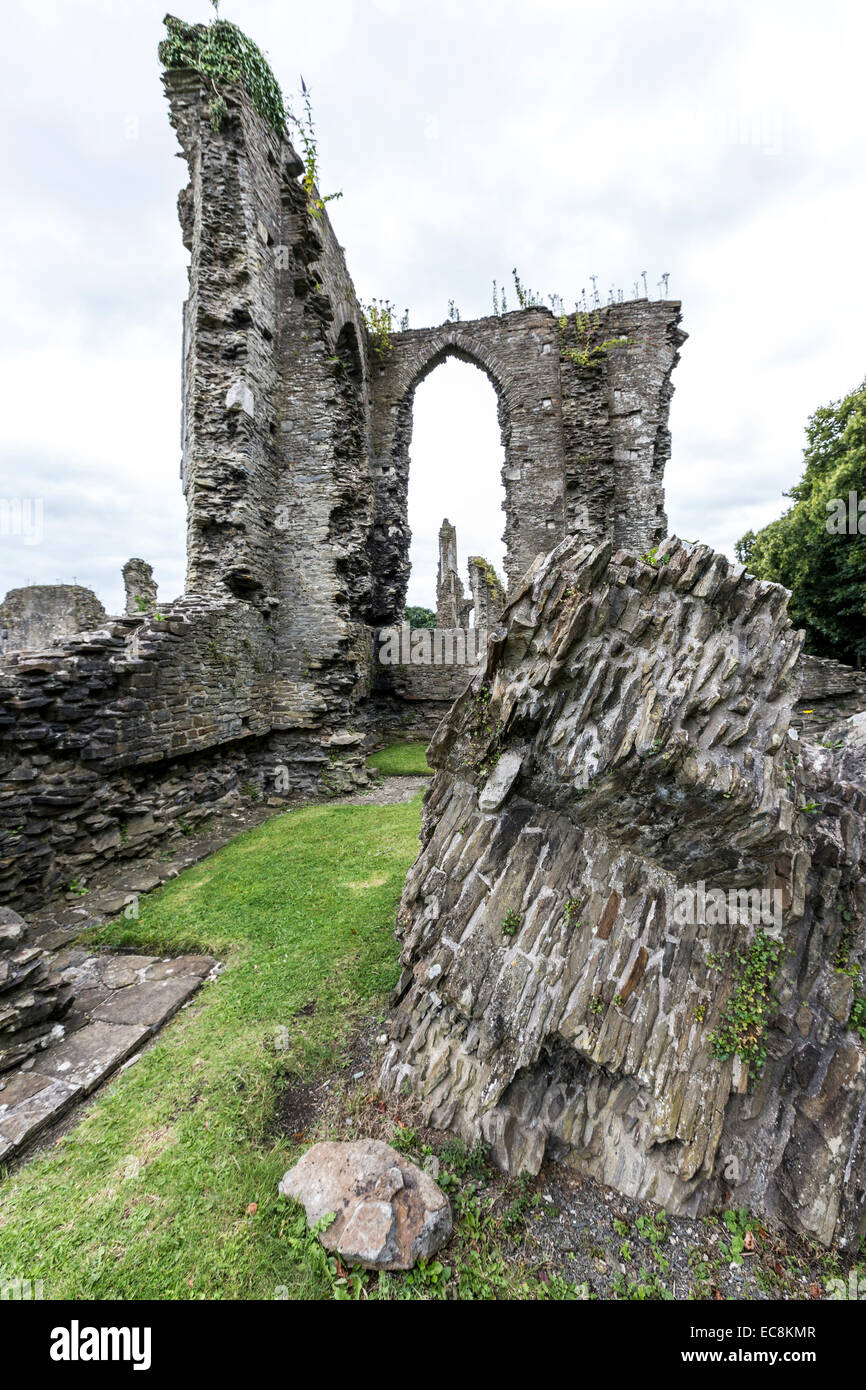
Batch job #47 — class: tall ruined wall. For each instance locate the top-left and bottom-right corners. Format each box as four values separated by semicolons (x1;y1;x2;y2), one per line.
166;68;374;745
367;301;684;626
559;301;687;552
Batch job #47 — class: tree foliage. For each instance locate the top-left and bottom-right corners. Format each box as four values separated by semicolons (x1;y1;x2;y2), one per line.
404;606;436;630
735;379;866;667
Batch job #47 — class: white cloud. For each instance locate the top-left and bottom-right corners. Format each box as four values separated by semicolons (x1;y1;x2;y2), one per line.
1;0;864;614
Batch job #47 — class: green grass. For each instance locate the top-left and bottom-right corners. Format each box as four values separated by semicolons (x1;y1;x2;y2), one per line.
0;798;423;1301
367;741;432;776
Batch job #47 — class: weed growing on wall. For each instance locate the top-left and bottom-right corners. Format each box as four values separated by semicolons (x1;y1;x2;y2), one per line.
363;299;401;360
160;17;341;214
707;930;785;1076
291;77;343;216
850;993;866;1040
559;310;630;369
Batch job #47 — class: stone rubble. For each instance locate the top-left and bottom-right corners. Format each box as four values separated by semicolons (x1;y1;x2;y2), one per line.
279;1138;452;1270
0;907;73;1074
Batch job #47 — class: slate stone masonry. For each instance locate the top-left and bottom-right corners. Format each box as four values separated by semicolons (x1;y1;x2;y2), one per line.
0;65;687;907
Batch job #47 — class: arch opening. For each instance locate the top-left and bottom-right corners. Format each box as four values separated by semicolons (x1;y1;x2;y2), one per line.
404;355;507;626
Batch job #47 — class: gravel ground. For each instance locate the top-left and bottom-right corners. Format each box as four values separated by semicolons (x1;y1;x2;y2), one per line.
276;1016;862;1302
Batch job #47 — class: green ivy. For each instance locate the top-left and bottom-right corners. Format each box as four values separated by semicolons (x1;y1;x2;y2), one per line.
708;930;784;1077
850;994;866;1041
159;15;288;134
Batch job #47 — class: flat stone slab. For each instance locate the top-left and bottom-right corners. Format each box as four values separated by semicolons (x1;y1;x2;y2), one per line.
91;975;201;1028
0;1070;81;1148
0;945;217;1165
146;955;214;981
99;955;159;989
34;1019;149;1093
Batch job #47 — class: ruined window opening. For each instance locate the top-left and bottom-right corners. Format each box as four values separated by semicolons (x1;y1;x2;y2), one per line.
405;358;507;622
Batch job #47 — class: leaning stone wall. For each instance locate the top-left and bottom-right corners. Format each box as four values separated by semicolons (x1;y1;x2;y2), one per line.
381;536;866;1248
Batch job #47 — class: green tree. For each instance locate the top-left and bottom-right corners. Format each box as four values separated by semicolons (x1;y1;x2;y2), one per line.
735;379;866;667
404;606;436;630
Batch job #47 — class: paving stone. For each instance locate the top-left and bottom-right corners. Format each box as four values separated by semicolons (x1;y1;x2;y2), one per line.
0;1070;81;1148
91;975;206;1029
35;1020;148;1093
99;956;158;989
145;955;214;981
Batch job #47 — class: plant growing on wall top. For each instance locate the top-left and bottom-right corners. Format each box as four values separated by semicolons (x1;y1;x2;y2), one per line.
160;15;342;214
362;299;405;361
160;13;288;134
558;309;629;369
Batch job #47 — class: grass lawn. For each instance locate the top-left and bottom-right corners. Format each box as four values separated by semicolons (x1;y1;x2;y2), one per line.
0;767;589;1301
366;741;432;776
0;797;423;1300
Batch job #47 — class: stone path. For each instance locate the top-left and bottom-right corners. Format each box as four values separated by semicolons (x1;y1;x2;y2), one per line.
331;775;430;806
0;770;428;1169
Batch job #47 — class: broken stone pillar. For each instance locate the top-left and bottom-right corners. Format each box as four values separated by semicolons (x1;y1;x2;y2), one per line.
382;534;866;1248
0;909;73;1073
435;520;471;628
0;585;107;654
467;555;505;630
122;559;158;616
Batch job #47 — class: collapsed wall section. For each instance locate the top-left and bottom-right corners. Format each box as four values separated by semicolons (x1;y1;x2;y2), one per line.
0;599;275;905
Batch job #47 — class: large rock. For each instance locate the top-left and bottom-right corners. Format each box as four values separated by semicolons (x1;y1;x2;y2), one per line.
381;536;866;1248
279;1139;452;1270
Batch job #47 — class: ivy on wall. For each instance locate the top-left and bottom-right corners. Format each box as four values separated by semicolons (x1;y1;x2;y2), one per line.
159;15;341;215
160;15;288;134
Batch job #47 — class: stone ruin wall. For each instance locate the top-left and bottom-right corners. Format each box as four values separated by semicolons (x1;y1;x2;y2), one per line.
0;585;108;656
382;536;866;1248
0;596;276;906
1;45;864;1245
0;67;693;908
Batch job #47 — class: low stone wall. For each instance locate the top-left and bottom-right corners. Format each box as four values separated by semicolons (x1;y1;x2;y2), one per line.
0;598;368;907
794;654;866;731
798;653;866;703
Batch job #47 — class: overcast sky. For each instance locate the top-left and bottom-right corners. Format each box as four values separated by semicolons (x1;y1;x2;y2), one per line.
2;0;865;614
